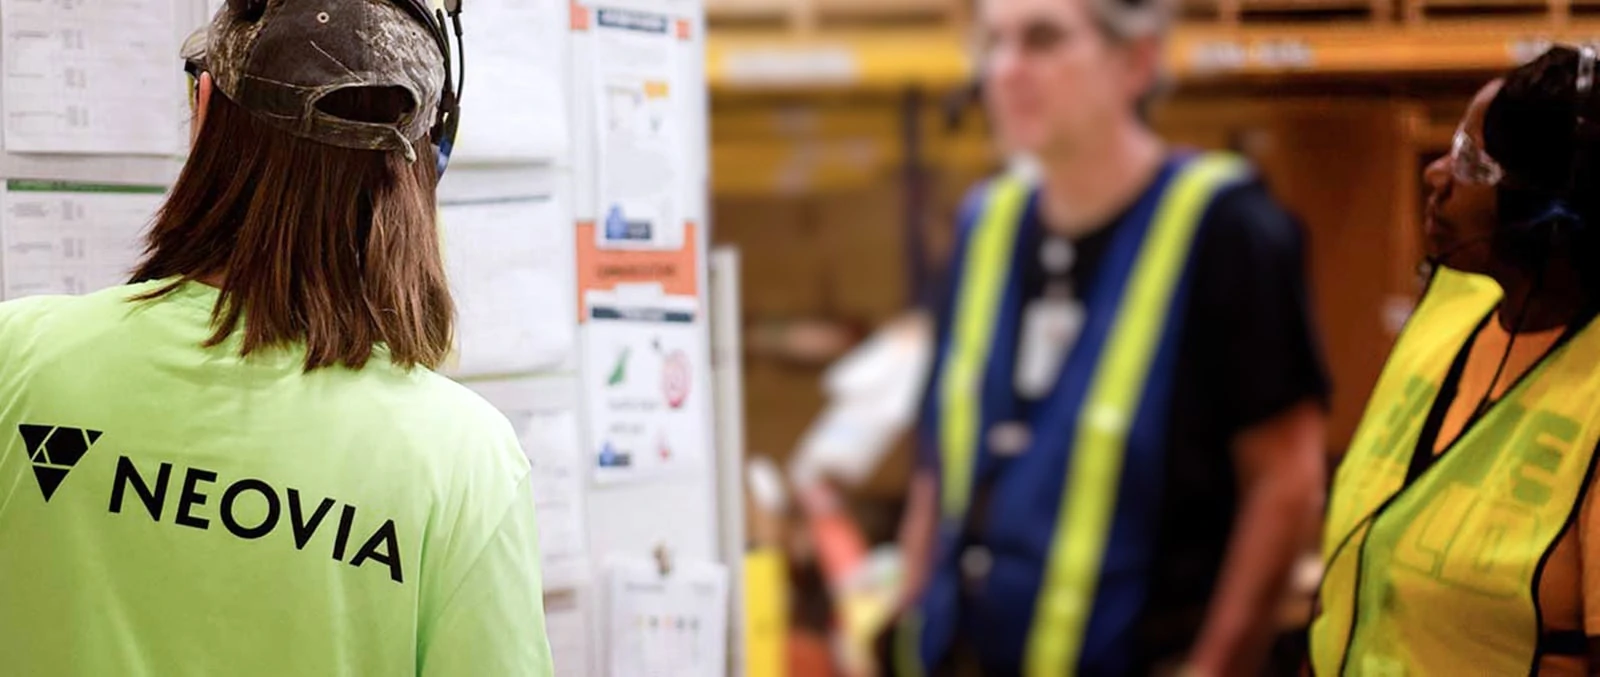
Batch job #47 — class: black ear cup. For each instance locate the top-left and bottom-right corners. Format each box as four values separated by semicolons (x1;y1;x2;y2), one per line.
380;0;456;151
227;0;268;21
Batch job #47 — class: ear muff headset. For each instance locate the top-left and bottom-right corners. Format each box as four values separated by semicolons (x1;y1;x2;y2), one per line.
1500;44;1598;251
1460;43;1600;419
205;0;467;178
385;0;466;178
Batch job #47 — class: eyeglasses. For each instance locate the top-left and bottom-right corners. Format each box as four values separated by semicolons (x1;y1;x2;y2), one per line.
1450;129;1505;187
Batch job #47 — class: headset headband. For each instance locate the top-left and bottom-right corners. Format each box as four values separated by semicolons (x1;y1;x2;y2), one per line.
389;0;466;177
1579;45;1596;96
1532;43;1599;234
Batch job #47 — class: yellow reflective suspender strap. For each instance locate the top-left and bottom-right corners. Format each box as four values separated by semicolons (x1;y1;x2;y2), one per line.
1024;154;1249;676
939;175;1031;520
895;609;927;677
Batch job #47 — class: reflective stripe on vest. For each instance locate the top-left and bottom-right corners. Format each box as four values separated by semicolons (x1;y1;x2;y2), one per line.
938;174;1031;520
1022;153;1249;676
895;608;926;677
1310;267;1600;676
930;153;1248;674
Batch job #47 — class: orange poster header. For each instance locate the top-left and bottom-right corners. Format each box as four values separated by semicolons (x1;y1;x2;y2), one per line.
575;221;700;321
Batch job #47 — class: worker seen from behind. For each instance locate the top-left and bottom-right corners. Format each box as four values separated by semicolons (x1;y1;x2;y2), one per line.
0;0;554;674
888;0;1331;673
1312;46;1600;676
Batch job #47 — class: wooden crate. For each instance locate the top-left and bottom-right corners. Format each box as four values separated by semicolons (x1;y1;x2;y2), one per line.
816;186;909;322
713;195;831;318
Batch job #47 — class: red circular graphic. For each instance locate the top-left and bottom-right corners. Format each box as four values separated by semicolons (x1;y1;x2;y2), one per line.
662;350;691;409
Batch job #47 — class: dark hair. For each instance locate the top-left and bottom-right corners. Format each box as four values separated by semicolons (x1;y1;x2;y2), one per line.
1483;46;1600;297
130;88;455;372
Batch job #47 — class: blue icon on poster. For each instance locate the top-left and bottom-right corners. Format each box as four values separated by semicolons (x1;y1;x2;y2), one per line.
605;205;629;240
598;441;632;468
603;204;653;242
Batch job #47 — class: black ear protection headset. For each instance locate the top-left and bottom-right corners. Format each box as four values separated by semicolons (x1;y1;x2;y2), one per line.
1498;44;1598;253
1425;45;1599;274
1453;44;1600;422
192;0;467;178
387;0;467;178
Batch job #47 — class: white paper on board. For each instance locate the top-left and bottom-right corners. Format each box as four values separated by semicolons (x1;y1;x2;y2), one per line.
0;180;165;300
591;7;685;251
606;557;728;677
448;0;570;164
466;377;589;589
441;194;576;377
2;0;185;156
544;588;592;676
583;287;709;484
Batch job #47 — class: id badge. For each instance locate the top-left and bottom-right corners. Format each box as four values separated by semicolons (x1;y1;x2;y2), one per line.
1014;296;1085;400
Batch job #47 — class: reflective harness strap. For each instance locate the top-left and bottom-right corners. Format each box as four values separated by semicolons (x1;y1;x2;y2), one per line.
938;175;1031;520
894;608;926;677
1023;154;1249;676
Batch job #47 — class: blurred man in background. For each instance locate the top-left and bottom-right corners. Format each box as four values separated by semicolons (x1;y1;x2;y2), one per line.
887;0;1330;672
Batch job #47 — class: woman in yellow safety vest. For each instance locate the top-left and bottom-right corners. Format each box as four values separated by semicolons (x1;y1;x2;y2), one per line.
1312;45;1600;675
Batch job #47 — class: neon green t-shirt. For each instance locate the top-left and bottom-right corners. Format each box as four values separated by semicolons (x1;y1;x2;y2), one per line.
0;280;554;676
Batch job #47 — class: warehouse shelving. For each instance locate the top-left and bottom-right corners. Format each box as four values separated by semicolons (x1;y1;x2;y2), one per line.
708;19;1600;91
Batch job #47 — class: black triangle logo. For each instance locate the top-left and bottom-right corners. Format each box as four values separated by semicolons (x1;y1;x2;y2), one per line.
31;466;70;501
17;425;102;502
19;424;51;463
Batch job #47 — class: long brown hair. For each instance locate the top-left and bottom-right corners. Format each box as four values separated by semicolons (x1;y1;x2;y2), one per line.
132;88;454;372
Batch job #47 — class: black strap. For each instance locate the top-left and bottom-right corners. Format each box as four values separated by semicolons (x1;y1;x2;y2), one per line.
1404;310;1591;486
1539;629;1590;656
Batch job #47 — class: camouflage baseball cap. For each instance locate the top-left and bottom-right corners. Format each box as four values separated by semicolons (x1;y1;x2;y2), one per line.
182;0;448;162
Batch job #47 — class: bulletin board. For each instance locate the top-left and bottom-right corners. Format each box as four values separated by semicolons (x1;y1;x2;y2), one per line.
0;0;197;298
0;0;737;675
447;0;731;673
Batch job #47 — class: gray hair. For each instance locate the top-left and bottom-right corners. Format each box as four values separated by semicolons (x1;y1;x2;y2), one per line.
1091;0;1175;41
1090;0;1175;121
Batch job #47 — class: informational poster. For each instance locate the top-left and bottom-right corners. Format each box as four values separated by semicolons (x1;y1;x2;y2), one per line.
583;287;709;483
2;0;184;155
545;588;592;676
0;180;165;300
441;194;576;377
466;377;588;589
607;557;728;677
592;7;686;250
450;0;569;164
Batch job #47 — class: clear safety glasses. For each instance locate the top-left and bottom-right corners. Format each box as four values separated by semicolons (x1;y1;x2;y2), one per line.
1450;128;1505;187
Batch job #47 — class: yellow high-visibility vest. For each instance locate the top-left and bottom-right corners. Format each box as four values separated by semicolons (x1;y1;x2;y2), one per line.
1311;267;1600;675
